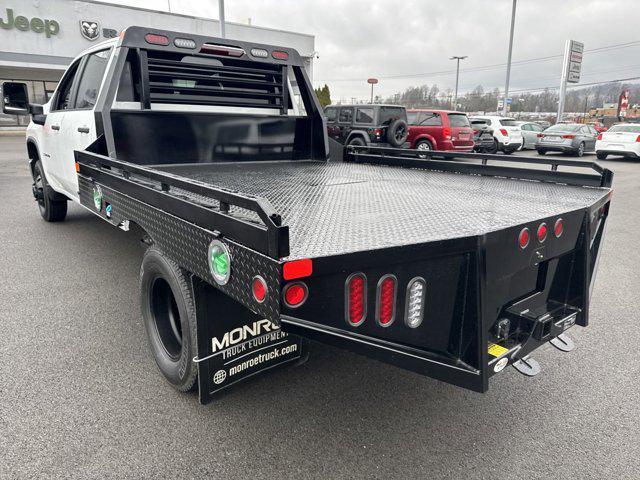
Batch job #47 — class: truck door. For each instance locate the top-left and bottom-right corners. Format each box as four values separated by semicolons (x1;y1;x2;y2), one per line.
41;59;82;196
57;48;112;200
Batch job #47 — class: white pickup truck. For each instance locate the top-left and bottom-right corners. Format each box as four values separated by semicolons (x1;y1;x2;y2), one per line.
2;27;613;403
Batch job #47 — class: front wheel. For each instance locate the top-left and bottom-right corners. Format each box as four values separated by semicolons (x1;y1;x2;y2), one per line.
596;152;608;160
140;248;198;392
33;161;67;222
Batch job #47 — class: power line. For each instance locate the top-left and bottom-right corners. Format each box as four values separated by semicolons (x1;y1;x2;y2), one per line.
315;40;640;83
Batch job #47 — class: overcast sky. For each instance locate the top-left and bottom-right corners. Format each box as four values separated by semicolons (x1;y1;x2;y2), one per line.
107;0;640;101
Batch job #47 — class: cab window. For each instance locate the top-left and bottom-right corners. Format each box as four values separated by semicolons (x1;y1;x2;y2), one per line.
51;60;81;111
74;49;112;110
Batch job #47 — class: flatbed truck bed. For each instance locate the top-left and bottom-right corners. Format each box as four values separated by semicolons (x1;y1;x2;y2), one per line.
154;159;609;260
9;26;613;404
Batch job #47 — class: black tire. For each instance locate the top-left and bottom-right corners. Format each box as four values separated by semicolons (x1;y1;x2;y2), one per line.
503;149;514;155
386;119;408;147
596;152;608;160
140;248;198;392
347;136;366;147
575;142;585;157
33;161;67;222
537;149;546;155
486;139;499;154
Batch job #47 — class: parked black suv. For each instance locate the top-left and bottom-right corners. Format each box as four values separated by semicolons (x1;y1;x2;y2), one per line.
324;104;408;148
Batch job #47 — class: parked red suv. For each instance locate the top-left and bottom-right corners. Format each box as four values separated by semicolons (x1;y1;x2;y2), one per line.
407;109;474;152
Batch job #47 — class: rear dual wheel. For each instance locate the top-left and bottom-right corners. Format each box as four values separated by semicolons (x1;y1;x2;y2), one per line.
140;248;198;391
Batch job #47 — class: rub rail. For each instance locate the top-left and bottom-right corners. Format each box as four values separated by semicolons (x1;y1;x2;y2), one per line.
347;145;613;188
75;148;289;259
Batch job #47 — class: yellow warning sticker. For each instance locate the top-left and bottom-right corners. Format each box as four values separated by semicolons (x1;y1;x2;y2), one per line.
488;343;509;358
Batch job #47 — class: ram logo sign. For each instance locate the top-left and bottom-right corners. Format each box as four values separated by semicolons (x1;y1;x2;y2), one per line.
79;20;100;41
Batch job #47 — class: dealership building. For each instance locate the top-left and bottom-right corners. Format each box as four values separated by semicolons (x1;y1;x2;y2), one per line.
0;0;315;125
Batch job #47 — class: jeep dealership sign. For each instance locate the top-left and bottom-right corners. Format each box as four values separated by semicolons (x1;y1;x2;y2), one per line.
0;0;313;82
0;8;59;37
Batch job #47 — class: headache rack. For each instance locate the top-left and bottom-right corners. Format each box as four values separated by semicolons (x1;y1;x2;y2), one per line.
346;145;614;188
144;49;289;112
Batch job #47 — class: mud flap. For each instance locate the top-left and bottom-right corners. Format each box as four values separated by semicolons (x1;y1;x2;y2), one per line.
191;278;306;404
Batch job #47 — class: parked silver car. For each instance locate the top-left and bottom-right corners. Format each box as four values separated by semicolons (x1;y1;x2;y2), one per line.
535;123;598;157
516;121;545;149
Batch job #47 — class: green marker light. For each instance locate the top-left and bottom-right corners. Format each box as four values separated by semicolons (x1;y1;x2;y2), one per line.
208;240;231;285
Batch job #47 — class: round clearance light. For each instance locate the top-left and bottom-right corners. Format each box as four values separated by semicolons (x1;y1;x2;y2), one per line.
518;227;530;249
208;240;231;285
92;185;103;212
283;282;308;308
252;275;268;303
554;218;564;238
537;223;548;243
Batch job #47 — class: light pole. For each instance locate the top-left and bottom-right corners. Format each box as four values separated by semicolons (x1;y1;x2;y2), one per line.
450;56;467;110
219;0;226;38
502;0;517;116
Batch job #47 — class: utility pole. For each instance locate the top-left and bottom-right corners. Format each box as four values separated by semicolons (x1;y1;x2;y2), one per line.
450;56;467;110
503;0;517;116
219;0;226;38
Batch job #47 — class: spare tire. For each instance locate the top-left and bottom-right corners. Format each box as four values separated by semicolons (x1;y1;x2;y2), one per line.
387;119;408;147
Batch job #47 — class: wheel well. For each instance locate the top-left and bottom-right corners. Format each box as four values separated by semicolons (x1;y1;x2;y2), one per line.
346;132;367;144
415;137;434;148
26;140;39;176
128;221;154;248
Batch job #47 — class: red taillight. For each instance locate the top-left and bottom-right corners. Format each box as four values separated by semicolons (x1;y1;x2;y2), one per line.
200;43;245;57
500;128;508;137
537;223;548;243
251;275;267;303
537;133;544;138
636;135;640;142
283;259;313;280
597;133;603;140
376;275;397;326
272;50;289;60
554;218;564;238
373;128;382;136
562;134;575;139
283;282;308;308
346;273;367;326
443;127;452;139
518;227;530;249
145;33;170;46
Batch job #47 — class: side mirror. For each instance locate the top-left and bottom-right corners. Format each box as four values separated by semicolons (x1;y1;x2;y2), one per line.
2;82;30;115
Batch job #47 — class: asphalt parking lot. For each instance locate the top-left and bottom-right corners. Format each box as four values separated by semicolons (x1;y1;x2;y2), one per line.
1;134;639;479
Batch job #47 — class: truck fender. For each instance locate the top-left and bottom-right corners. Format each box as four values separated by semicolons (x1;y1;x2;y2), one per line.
26;137;40;178
345;130;369;145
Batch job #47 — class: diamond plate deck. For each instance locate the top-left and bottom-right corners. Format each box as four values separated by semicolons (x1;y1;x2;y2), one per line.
155;161;609;260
